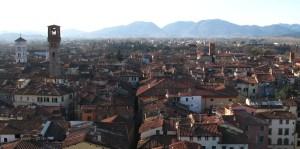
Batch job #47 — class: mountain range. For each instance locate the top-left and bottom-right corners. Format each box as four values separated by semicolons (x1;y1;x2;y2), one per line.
1;19;300;41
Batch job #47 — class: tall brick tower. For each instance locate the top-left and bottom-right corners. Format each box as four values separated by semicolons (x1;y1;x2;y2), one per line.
48;25;61;77
208;42;215;56
208;42;216;63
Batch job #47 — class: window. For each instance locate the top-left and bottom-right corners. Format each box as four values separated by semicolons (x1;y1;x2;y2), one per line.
229;99;232;102
222;146;226;149
278;128;282;135
87;116;91;121
15;134;20;138
4;138;7;142
212;136;216;140
156;130;160;135
229;147;234;149
186;98;189;102
279;119;283;124
189;136;193;141
212;146;216;149
259;136;264;143
202;146;206;149
260;126;264;131
277;138;282;145
37;97;41;102
52;98;58;103
268;138;272;145
284;138;289;145
205;136;208;140
240;147;244;149
27;97;29;101
286;120;289;124
253;89;256;93
197;136;201;141
285;128;289;135
61;97;64;102
269;128;272;135
210;98;214;101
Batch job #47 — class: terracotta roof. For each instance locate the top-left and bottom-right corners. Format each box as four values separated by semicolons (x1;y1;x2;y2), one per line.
63;130;88;147
139;117;164;133
235;76;258;84
15;82;73;96
0;119;43;135
179;123;221;137
255;73;275;83
257;111;296;120
101;114;129;123
1;140;41;149
137;78;193;97
174;86;238;98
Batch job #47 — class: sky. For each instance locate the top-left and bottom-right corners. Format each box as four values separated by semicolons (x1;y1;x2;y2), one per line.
0;0;299;32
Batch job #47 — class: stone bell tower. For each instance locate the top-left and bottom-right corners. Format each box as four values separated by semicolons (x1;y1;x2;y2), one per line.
48;25;61;77
15;36;28;64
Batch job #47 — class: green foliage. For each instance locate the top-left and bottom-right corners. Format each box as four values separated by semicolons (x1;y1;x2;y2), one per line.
249;47;263;56
275;84;297;100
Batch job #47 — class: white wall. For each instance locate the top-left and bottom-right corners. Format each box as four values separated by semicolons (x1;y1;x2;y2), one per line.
128;76;139;85
268;119;296;149
14;93;73;108
140;127;163;139
180;136;219;149
236;82;258;98
179;96;202;113
218;144;248;149
0;134;17;143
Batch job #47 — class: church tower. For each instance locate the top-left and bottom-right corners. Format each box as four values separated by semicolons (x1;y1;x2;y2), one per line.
48;25;61;77
15;36;27;64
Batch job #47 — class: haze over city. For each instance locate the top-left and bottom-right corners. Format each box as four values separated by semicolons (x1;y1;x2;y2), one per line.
0;0;299;32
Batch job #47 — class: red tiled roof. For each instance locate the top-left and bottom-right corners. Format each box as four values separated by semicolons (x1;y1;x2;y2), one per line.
257;111;296;120
62;130;88;147
139;117;164;133
179;123;221;137
255;73;275;83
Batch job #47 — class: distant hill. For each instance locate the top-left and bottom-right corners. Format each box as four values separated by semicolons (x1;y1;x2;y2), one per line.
1;19;300;40
89;21;167;38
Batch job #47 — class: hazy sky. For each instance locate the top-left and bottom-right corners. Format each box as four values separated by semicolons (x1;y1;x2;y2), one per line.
0;0;299;32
